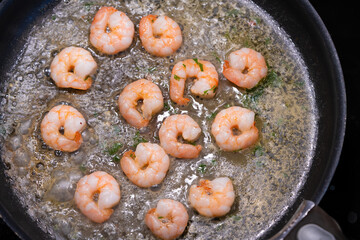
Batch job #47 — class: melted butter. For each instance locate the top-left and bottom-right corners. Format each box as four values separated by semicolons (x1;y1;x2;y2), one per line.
0;0;317;239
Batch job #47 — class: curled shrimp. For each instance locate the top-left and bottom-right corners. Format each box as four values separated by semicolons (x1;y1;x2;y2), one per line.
139;15;182;57
40;105;86;152
211;106;259;151
159;114;202;159
170;59;219;105
120;143;170;188
223;48;267;89
74;171;121;223
118;79;164;129
145;199;189;240
189;177;235;217
50;47;97;90
90;7;135;55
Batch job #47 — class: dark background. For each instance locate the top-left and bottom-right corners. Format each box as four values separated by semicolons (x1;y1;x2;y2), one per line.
1;0;359;239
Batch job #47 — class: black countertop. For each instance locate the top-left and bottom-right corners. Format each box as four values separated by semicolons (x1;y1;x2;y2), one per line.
1;0;359;239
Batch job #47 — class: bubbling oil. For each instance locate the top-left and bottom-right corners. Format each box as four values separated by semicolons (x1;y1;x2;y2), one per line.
0;0;317;239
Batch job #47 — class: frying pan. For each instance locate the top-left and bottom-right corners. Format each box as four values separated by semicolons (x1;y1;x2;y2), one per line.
0;0;346;239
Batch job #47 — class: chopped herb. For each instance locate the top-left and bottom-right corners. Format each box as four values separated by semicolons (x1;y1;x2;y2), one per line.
253;145;264;157
158;216;164;219
211;52;222;63
224;31;232;41
164;102;170;110
193;58;204;72
147;67;157;73
265;37;271;45
211;159;217;165
130;152;136;159
106;142;123;156
207;112;217;120
0;127;6;136
243;69;281;106
227;9;240;18
198;164;207;173
84;2;94;10
182;64;186;68
173;74;181;81
187;141;196;146
203;85;217;95
79;165;87;172
232;215;242;221
84;76;90;81
224;103;231;108
256;161;263;168
52;15;56;20
133;132;148;148
112;155;120;163
254;17;261;24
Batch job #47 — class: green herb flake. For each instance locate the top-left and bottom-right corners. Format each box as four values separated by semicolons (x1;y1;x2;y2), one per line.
193;58;204;72
147;67;157;73
211;159;217;165
52;15;56;20
254;17;261;25
164;102;170;110
133;132;148;148
79;165;87;173
203;85;217;95
158;216;164;219
227;9;240;18
84;76;90;81
224;103;231;108
211;52;222;63
253;145;264;157
244;69;281;105
0;127;6;137
198;164;207;173
112;155;120;163
232;215;242;221
256;161;263;168
130;152;136;159
106;143;123;156
207;112;217;120
173;74;181;81
182;64;186;68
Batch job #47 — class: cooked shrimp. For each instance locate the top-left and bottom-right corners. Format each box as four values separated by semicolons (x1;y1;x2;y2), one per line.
189;177;235;217
139;15;182;57
223;48;267;89
211;106;258;151
90;7;134;55
145;199;189;240
50;47;97;90
159;114;202;159
74;171;120;223
170;59;218;105
118;79;164;129
41;105;86;152
120;143;170;188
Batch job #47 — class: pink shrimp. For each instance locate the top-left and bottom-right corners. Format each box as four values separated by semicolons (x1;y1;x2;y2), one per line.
118;79;164;129
90;7;135;55
74;171;121;223
40;105;86;152
223;48;267;89
50;47;97;90
170;59;218;105
159;114;202;159
211;106;259;151
145;199;189;240
139;15;182;57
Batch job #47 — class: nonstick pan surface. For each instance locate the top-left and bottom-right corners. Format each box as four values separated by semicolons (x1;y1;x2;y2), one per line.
0;0;345;239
